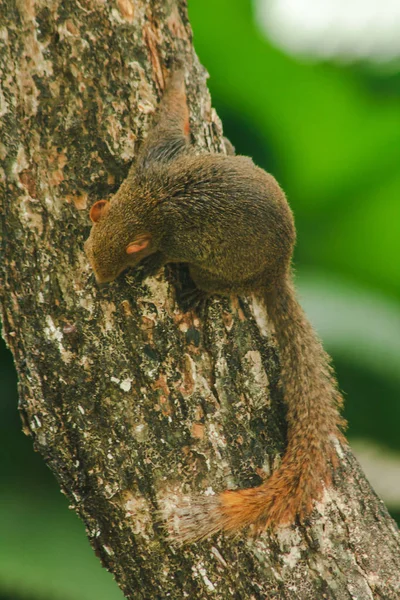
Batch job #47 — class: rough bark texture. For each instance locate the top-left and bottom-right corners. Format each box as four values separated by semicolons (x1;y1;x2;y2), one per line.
1;1;399;599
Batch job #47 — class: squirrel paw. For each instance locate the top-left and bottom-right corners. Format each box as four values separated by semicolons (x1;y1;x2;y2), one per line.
180;287;209;315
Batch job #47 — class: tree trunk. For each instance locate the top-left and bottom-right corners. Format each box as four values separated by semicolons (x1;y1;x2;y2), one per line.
1;1;399;598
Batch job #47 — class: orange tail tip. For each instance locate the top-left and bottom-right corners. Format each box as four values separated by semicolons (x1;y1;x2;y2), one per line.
163;494;226;545
163;487;301;545
163;452;337;545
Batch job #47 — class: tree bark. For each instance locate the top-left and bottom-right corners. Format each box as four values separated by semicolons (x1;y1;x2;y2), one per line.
1;1;399;599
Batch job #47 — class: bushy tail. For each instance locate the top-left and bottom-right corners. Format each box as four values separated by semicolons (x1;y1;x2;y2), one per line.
166;279;345;544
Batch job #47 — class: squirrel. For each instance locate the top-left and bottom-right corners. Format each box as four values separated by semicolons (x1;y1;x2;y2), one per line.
84;68;345;543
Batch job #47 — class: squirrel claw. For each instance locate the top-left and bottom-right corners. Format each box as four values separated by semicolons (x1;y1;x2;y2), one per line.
180;287;208;315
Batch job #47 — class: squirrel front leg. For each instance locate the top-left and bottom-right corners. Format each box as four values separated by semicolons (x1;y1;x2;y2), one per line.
137;252;166;278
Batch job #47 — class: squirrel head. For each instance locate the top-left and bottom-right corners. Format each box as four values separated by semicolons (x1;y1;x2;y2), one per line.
84;198;155;284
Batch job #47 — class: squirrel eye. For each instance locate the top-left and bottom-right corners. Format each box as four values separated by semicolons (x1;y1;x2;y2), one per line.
90;200;110;223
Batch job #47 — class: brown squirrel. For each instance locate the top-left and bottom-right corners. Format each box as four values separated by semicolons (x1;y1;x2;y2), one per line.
85;69;345;543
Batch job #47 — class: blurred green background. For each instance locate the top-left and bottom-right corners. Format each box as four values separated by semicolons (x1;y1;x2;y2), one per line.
1;1;399;598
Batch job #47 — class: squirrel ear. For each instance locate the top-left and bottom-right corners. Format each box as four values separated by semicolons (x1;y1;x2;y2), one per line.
90;200;110;223
126;234;151;255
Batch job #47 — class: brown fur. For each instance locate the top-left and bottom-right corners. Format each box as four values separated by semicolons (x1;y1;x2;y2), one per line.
85;69;345;543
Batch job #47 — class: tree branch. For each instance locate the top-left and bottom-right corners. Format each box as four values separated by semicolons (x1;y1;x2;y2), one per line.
1;1;399;598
